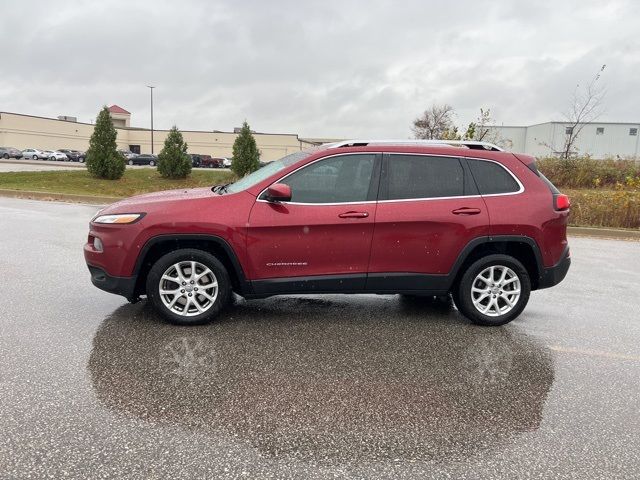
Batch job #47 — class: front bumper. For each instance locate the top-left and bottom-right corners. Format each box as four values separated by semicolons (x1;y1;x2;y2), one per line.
538;247;571;289
88;265;138;301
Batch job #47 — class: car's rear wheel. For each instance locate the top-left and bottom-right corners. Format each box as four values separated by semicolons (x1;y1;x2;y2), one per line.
454;254;531;326
149;160;155;166
128;159;134;165
2;153;8;159
146;249;231;326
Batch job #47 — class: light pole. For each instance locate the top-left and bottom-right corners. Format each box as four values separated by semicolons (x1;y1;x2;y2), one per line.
146;85;155;154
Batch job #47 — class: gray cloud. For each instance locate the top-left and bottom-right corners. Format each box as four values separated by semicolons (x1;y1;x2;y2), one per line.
1;0;638;138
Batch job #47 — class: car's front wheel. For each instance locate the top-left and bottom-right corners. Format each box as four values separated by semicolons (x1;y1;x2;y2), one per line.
146;249;231;326
454;254;531;326
149;160;155;166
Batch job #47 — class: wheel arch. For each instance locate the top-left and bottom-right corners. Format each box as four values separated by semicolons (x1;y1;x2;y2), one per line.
132;234;251;298
448;236;544;291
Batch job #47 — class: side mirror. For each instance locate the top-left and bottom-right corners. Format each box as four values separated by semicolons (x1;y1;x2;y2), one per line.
265;183;292;202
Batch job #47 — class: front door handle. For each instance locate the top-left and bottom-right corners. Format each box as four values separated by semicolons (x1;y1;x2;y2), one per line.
338;211;369;218
452;207;481;215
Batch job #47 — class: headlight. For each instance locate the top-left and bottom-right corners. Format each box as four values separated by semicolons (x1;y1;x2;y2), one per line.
93;213;144;224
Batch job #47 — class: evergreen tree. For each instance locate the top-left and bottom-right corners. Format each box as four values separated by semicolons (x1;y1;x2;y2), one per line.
86;106;125;179
231;121;260;176
157;126;191;179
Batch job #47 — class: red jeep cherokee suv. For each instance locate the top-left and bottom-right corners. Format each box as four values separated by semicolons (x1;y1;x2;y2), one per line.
84;140;570;326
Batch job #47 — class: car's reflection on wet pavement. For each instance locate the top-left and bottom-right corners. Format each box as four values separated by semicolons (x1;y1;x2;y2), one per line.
89;296;554;464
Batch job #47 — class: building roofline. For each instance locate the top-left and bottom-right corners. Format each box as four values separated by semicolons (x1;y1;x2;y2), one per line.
491;121;640;128
0;111;303;138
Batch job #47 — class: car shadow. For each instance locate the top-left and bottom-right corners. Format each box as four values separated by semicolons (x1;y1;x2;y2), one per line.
88;295;555;465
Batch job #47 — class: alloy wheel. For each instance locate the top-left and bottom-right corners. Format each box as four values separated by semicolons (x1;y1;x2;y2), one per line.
471;265;521;317
159;261;219;317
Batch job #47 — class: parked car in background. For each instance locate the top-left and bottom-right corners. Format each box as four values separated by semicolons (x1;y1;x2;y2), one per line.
21;148;48;160
200;155;224;168
189;154;202;168
48;151;69;161
127;154;157;166
0;147;23;159
119;150;138;160
57;149;86;162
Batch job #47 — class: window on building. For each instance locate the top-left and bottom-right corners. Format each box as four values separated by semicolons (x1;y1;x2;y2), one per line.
596;127;604;135
467;159;521;195
385;155;467;200
565;127;573;135
630;128;638;136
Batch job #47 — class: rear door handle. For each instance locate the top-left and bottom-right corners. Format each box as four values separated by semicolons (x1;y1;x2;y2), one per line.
452;207;481;215
338;211;369;218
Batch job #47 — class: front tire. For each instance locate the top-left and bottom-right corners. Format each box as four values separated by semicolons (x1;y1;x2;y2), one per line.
146;249;231;325
149;160;155;166
454;254;531;326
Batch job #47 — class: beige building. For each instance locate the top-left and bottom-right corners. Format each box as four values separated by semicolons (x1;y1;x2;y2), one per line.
0;106;317;161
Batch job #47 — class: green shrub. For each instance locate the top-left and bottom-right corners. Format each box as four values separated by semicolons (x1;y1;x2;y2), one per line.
86;106;125;180
538;157;640;189
231;121;260;177
157;126;192;179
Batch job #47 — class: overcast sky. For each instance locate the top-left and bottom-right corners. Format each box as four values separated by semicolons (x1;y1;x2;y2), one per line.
1;0;638;138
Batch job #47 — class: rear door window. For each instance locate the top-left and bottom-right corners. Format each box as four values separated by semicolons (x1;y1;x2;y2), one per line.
467;159;521;195
384;154;467;200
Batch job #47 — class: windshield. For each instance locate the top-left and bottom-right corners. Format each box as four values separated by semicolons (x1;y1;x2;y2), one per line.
226;148;319;194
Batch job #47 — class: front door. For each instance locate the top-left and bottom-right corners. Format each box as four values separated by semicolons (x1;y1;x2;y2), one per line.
367;153;490;290
247;153;380;293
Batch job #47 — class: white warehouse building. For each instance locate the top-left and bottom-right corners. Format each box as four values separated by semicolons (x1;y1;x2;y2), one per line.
488;122;640;158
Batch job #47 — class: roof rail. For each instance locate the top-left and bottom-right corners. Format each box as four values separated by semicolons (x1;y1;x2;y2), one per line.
325;139;504;152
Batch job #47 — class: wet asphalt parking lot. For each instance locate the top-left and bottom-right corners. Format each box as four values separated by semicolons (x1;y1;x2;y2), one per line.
0;197;639;479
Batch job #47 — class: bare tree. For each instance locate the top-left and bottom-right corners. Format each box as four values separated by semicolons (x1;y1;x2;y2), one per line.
561;65;606;158
412;104;455;139
463;108;493;141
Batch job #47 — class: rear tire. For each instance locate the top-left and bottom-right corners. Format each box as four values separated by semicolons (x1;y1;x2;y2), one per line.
128;159;134;165
146;249;231;326
454;254;531;326
149;160;155;166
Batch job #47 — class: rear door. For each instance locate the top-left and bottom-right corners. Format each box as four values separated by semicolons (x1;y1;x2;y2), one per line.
247;153;381;290
367;153;489;290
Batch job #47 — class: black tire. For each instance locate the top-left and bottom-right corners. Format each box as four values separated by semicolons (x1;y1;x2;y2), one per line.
2;153;8;159
32;155;38;160
128;159;134;165
454;254;531;326
149;160;155;166
146;248;231;326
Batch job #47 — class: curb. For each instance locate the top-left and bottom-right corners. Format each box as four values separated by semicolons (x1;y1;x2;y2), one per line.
0;188;120;205
567;226;640;241
0;158;86;168
0;189;638;241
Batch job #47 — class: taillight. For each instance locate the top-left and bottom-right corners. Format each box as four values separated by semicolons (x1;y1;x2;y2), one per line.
554;193;570;211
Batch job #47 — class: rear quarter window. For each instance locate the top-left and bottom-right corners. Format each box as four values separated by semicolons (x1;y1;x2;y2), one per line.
467;159;521;195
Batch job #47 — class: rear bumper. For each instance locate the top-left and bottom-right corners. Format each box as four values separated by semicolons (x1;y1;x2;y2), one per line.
538;247;571;289
88;264;137;301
